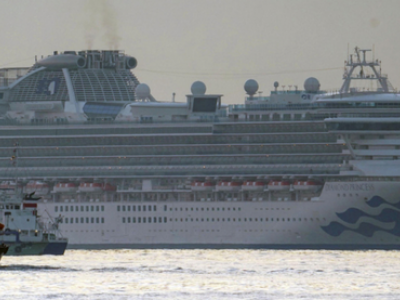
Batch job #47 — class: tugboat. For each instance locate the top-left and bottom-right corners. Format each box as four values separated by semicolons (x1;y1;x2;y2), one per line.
0;223;8;261
0;191;67;255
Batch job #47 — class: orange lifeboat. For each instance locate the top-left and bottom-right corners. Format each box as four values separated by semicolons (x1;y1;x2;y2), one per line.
267;181;290;191
293;180;322;191
102;183;117;192
53;182;78;193
25;181;50;195
191;181;215;191
0;181;22;194
216;181;242;192
242;181;265;191
78;182;103;193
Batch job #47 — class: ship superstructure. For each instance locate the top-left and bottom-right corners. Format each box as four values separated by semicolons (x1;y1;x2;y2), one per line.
0;48;398;249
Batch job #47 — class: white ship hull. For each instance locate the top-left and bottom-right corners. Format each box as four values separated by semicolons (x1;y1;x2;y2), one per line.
37;181;400;249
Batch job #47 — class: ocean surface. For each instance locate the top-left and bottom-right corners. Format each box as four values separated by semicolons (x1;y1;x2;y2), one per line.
0;249;399;300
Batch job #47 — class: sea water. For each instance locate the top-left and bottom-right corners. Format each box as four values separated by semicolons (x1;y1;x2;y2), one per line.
1;250;399;299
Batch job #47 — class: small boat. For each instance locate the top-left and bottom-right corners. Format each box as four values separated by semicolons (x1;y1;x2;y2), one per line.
293;180;322;191
216;181;242;192
102;183;117;192
191;181;215;191
53;182;78;193
25;181;50;195
267;181;291;191
0;242;9;261
78;182;103;193
242;181;265;191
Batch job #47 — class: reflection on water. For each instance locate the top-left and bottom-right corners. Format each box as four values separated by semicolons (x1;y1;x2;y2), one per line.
1;250;399;300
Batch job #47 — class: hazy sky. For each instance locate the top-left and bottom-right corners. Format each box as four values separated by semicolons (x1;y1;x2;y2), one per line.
0;0;399;104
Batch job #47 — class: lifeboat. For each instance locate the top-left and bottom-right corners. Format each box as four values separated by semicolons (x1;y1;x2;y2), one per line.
102;183;117;192
25;181;50;195
191;181;215;191
53;182;78;193
78;182;103;193
267;181;290;191
0;181;22;194
242;181;265;191
216;181;242;192
293;180;322;191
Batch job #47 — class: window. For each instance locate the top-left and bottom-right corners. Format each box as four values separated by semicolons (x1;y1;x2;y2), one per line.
122;206;126;212
81;217;84;223
91;218;94;223
133;206;136;211
148;205;151;211
127;217;131;223
101;206;104;212
86;206;89;212
122;217;126;223
143;206;146;212
138;217;141;223
91;206;94;212
133;217;136;223
154;217;157;223
164;217;167;223
66;206;69;212
101;217;104;223
60;206;63;212
75;218;79;223
96;217;100;223
71;206;74;212
138;206;141;212
65;218;69;224
96;206;100;212
86;217;89;223
55;206;58;212
81;206;84;212
154;205;157;211
76;206;79;211
117;205;120;212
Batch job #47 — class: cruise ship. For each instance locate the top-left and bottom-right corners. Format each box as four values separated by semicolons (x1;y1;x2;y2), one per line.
0;47;399;249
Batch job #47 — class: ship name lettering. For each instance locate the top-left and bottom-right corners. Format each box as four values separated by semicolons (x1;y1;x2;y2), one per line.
325;183;374;192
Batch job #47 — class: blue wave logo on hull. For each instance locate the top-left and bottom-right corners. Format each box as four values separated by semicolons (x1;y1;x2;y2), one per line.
322;196;400;237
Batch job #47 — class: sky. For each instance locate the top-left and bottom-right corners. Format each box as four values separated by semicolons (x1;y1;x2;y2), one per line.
0;0;399;104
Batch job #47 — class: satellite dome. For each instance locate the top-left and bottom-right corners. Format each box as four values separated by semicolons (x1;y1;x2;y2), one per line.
244;79;259;95
274;81;279;88
135;83;151;100
304;77;320;92
191;81;206;95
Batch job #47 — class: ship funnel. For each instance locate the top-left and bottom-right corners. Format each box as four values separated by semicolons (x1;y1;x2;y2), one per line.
37;54;86;69
125;56;137;69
